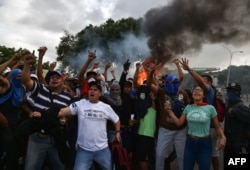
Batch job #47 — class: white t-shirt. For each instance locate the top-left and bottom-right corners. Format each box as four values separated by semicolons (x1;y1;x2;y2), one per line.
70;99;119;151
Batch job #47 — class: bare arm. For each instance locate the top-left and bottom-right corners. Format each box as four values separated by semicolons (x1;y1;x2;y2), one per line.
22;50;35;90
213;116;226;150
37;46;47;84
110;69;116;81
0;53;21;74
0;76;10;94
180;58;209;91
166;103;187;126
10;60;24;70
114;120;121;142
103;63;111;82
173;59;184;85
78;50;96;87
146;62;163;95
146;68;159;95
58;107;72;117
89;62;100;72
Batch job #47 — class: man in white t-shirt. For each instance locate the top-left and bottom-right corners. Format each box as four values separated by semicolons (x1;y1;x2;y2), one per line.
59;80;121;170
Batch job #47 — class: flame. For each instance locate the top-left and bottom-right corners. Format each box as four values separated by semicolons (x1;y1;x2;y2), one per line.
137;68;148;85
136;56;157;85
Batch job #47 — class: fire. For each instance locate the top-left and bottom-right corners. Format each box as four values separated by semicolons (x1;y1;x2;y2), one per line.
137;69;147;85
136;56;157;85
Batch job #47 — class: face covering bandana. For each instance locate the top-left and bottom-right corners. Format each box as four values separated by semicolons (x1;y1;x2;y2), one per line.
11;69;24;107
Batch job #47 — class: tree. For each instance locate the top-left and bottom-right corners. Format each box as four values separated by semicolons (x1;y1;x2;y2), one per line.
42;61;50;70
0;46;21;62
0;45;37;70
56;30;77;73
56;17;143;71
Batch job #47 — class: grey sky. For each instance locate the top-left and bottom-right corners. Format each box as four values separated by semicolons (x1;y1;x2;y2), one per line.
0;0;249;71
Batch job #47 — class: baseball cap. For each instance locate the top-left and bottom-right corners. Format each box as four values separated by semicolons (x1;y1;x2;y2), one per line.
88;80;102;92
226;82;241;92
124;80;133;87
49;71;64;78
86;71;97;78
30;74;38;80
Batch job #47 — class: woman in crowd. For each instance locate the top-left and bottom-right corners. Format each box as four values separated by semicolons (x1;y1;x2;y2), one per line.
165;85;226;170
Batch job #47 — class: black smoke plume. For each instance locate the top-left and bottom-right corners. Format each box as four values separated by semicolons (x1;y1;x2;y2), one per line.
143;0;250;62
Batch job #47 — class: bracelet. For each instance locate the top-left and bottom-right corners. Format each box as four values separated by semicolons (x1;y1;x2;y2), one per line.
116;131;121;133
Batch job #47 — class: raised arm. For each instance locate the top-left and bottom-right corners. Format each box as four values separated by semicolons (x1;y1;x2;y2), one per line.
133;62;142;89
37;46;47;84
180;58;209;91
146;62;163;95
89;62;100;72
173;59;184;85
78;50;96;87
103;63;111;82
119;59;131;89
22;50;35;90
0;53;21;75
110;68;117;82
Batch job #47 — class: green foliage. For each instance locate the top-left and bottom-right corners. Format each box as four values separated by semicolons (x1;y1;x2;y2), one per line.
219;65;250;94
0;45;38;69
55;17;143;70
0;46;21;62
42;61;50;70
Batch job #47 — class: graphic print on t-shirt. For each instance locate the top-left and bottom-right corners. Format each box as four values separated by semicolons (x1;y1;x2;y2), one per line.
85;109;105;120
187;109;210;123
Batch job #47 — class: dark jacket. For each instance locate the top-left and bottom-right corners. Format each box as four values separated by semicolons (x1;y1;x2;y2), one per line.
224;101;250;153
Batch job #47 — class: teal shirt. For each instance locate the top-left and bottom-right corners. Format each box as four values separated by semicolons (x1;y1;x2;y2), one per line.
138;107;156;138
184;104;217;137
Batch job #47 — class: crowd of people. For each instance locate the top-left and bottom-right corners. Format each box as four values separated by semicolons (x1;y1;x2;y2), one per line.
0;47;250;170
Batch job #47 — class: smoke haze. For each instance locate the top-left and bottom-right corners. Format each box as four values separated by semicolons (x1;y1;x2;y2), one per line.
143;0;250;60
70;33;150;79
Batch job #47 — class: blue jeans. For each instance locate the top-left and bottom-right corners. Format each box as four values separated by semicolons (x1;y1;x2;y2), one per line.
155;127;187;170
73;147;111;170
184;135;212;170
24;133;64;170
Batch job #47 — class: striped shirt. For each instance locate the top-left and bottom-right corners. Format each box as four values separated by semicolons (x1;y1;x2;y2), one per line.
30;81;72;112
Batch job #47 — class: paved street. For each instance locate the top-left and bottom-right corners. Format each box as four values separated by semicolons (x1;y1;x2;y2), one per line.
169;149;224;170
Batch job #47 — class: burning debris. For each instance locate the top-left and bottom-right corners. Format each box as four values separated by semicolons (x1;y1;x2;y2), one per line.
143;0;250;61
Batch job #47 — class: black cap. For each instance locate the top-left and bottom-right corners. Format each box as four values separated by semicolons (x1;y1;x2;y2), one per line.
226;82;241;92
124;80;133;87
88;81;102;92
